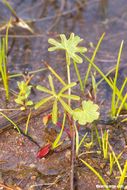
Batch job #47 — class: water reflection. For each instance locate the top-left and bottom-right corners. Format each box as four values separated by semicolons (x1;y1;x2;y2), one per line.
99;0;108;20
0;0;127;74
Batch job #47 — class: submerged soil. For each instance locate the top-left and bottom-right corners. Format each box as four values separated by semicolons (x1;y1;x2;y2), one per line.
0;0;127;189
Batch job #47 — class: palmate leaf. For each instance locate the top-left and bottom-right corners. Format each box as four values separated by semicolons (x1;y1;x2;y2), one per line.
48;33;87;64
73;100;100;125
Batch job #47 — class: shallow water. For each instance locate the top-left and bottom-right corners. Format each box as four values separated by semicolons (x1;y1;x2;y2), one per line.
0;1;127;189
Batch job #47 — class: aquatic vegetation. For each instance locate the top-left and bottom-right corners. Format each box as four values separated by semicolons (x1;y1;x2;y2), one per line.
35;74;80;124
15;81;33;110
0;22;9;99
35;33;100;190
80;158;110;190
101;130;109;160
48;33;87;92
73;100;99;125
82;36;127;119
75;123;88;157
1;28;127;189
48;33;87;64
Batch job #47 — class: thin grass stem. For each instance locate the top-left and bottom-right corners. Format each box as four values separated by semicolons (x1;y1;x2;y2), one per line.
73;61;84;91
84;33;105;90
111;41;124;117
0;111;20;133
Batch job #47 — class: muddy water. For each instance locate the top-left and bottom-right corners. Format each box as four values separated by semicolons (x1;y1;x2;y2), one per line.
0;0;127;189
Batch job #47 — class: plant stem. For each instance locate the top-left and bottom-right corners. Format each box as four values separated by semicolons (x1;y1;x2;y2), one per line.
73;61;84;92
65;53;75;190
66;52;71;106
70;120;75;190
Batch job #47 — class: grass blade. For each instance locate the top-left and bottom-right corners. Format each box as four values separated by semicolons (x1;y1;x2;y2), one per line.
0;111;20;133
111;41;124;117
116;93;127;116
80;159;109;190
25;109;31;134
84;33;105;89
52;113;66;149
118;161;127;189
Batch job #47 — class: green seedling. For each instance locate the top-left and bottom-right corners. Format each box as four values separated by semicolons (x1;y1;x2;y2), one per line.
0;20;10;99
101;130;109;160
83;54;127;112
48;33;87;64
109;150;123;175
80;158;109;190
111;41;124;117
115;77;127;116
93;125;102;149
117;160;127;189
0;111;20;133
109;152;115;175
48;33;87;95
35;74;80;124
109;144;127;189
75;123;88;157
82;37;127;118
84;33;105;90
25;109;31;135
52;113;66;149
15;81;33;110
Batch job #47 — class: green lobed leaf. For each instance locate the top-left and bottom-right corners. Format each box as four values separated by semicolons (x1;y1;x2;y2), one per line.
35;96;53;109
60;94;80;100
36;85;53;95
73;100;100;125
59;98;73;115
48;33;87;64
48;75;55;93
